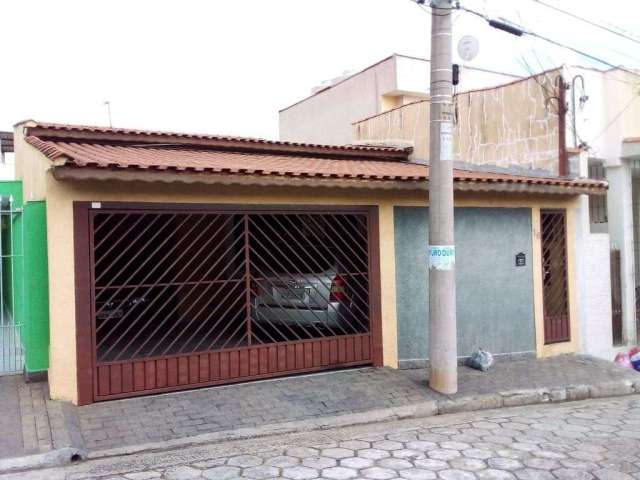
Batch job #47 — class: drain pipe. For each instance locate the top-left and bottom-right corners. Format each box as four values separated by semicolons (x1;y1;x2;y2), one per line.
557;75;569;177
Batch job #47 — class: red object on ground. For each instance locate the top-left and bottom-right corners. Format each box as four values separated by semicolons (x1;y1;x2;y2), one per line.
615;352;633;369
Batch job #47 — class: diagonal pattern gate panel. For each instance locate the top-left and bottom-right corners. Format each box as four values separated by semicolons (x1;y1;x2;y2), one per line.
88;206;377;400
540;209;570;344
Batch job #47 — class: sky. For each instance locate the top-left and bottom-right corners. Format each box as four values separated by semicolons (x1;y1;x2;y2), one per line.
1;0;639;140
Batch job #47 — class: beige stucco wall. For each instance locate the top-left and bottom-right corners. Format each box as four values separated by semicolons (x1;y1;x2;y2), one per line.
43;175;412;403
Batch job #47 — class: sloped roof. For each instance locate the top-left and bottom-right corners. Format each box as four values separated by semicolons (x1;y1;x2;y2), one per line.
22;122;606;194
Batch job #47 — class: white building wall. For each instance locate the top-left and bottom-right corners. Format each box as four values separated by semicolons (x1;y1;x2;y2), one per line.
606;163;637;346
576;197;614;358
572;151;614;359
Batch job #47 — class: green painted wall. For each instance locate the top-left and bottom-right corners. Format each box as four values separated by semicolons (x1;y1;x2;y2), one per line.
23;201;49;373
0;181;49;374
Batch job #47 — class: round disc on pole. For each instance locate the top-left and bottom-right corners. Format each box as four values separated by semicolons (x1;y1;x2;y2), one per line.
457;35;479;62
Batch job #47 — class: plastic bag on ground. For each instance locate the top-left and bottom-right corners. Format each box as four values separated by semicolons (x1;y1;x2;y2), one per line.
465;348;494;372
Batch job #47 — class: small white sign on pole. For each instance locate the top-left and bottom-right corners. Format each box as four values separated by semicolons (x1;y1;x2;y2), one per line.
440;122;453;161
429;245;456;271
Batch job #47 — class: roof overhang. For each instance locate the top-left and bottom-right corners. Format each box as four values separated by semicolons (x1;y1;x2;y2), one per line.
51;165;607;196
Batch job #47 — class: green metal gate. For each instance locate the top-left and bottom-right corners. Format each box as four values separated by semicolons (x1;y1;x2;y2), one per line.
0;189;24;374
0;181;50;377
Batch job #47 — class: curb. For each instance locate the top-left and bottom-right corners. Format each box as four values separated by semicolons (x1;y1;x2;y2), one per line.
86;379;640;460
0;447;85;475
2;378;638;474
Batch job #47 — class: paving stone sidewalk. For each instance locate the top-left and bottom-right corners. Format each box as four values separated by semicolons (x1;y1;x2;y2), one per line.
2;354;639;461
0;376;53;458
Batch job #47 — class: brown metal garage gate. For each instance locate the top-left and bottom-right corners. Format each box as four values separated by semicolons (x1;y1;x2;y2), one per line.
74;203;381;403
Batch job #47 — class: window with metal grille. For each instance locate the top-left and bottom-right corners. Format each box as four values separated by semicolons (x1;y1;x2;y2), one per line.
588;163;607;224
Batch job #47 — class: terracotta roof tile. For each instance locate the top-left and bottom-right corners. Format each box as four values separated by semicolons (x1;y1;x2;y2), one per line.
22;121;410;160
22;122;607;193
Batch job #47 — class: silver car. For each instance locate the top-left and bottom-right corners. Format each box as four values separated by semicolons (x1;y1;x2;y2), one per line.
251;268;356;333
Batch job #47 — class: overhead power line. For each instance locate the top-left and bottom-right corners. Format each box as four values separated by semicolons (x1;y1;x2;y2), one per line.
531;0;640;46
457;4;640;79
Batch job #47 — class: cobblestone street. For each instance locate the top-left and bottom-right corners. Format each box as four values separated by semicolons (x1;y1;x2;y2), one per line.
10;396;640;480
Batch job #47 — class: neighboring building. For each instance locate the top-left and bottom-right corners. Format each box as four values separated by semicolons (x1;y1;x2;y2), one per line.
11;120;602;405
563;66;640;352
350;67;620;361
279;54;521;146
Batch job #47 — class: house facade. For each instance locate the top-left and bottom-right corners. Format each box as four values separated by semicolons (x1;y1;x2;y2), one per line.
563;66;640;351
11;121;603;405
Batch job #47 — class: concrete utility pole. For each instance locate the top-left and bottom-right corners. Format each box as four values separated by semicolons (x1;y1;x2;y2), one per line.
427;0;457;394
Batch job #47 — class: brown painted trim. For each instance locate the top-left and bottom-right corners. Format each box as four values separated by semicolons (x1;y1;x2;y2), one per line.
367;206;384;367
73;202;94;405
90;202;376;213
96;333;371;367
540;208;571;345
95;359;372;402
